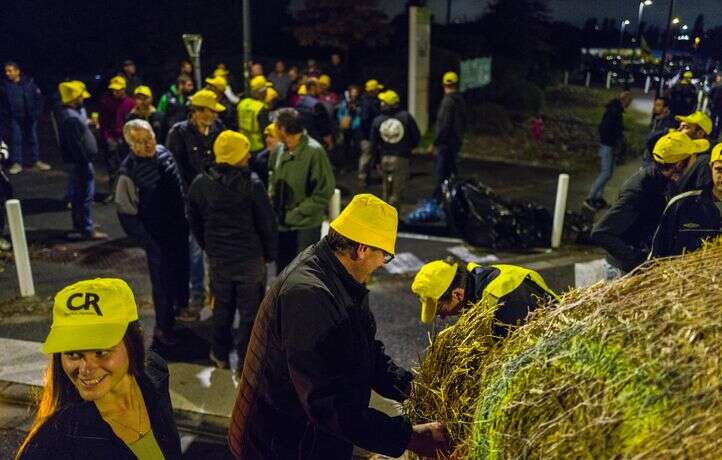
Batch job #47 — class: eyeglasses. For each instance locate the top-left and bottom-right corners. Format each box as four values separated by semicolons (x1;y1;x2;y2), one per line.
373;247;394;264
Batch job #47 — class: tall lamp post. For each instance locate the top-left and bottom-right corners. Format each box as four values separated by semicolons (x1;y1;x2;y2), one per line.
620;19;631;48
656;0;677;98
637;0;653;42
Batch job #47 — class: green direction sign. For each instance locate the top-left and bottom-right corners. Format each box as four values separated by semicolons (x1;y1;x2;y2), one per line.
460;57;492;91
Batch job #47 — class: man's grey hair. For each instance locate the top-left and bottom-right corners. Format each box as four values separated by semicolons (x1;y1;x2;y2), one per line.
123;119;155;143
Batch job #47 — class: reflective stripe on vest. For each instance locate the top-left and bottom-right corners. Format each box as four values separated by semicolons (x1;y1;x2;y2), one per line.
237;98;265;151
466;262;559;303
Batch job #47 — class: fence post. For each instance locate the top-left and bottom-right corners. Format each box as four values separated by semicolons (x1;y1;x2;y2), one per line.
6;199;34;297
551;174;569;249
585;72;591;88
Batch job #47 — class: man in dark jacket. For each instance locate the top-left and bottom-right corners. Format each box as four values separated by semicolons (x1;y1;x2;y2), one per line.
166;89;225;315
370;90;420;208
649;143;722;258
1;62;49;175
229;193;449;460
158;74;194;130
295;78;334;150
188;131;277;369
672;111;713;194
57;82;108;241
666;71;698;118
429;71;466;198
643;97;677;166
126;85;166;142
357;79;384;187
115;119;189;346
119;59;143;95
591;130;709;278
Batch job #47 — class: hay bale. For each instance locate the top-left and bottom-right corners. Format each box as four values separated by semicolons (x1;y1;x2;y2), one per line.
405;238;722;459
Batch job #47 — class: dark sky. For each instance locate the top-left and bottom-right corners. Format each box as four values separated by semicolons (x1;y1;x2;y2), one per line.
355;0;721;27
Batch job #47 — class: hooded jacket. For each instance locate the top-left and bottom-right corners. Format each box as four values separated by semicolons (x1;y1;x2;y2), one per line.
369;107;421;158
228;239;413;460
187;164;278;272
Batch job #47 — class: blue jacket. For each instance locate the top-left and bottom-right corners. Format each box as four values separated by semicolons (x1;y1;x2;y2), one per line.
0;76;43;121
57;106;97;164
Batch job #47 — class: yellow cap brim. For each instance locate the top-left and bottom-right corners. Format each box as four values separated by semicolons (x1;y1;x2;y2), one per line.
214;103;226;112
420;297;438;324
108;84;125;90
82;90;91;99
42;322;129;354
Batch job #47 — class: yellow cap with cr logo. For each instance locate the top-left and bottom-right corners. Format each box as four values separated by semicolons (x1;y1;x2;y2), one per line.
42;278;139;354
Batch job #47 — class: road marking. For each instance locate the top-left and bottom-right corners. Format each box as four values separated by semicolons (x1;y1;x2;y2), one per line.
397;232;464;244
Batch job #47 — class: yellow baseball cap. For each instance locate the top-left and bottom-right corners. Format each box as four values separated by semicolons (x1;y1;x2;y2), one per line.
378;90;400;106
133;85;153;98
411;260;458;324
653;130;710;164
365;79;384;92
42;279;139;354
59;82;88;104
70;80;91;99
265;86;279;105
710;143;722;164
675;111;713;135
318;74;331;88
205;75;228;92
298;84;307;95
108;76;127;90
683;71;693;80
250;75;272;92
443;71;459;85
213;67;230;78
264;122;278;139
329;193;398;255
190;89;225;112
214;130;250;165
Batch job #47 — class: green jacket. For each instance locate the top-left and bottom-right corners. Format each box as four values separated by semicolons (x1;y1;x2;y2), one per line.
268;134;335;230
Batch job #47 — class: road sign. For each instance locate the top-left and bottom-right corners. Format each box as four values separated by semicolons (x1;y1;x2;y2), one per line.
460;57;492;91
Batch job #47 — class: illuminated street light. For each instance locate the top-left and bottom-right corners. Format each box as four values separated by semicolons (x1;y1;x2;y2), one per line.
638;0;653;39
620;19;631;47
672;17;680;25
681;25;688;30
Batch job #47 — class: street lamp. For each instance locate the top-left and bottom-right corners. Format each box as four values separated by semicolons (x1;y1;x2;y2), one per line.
637;0;653;40
620;19;631;48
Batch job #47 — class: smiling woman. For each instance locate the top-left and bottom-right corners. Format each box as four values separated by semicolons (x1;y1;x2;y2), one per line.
14;278;182;460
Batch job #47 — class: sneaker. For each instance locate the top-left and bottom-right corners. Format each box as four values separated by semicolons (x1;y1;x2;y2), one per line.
32;161;51;171
67;230;109;241
582;199;599;212
209;351;229;369
7;163;22;175
0;237;11;251
153;327;180;347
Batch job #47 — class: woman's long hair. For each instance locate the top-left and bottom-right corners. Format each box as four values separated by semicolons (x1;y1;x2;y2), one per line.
15;321;145;458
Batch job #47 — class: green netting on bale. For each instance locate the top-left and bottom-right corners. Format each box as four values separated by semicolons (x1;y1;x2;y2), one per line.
405;238;722;459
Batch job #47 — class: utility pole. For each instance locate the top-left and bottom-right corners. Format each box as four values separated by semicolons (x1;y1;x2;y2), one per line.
656;0;675;99
243;0;252;95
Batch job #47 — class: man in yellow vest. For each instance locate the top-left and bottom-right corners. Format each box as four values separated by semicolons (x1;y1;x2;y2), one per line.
411;259;558;337
237;75;272;156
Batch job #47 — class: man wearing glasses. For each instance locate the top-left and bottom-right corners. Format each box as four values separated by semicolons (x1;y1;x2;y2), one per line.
229;193;450;460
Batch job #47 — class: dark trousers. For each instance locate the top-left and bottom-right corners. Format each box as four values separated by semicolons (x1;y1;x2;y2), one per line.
146;237;190;332
7;117;40;165
434;142;460;197
277;227;321;272
70;161;95;234
0;168;11;234
210;260;265;363
104;138;125;193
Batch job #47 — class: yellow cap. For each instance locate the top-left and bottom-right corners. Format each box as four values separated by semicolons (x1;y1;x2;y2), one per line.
365;79;384;92
264;122;278;138
42;279;139;354
213;130;250;165
378;89;400;106
318;74;331;88
443;71;459;85
653;130;710;164
711;143;722;164
683;71;693;80
190;89;225;112
298;84;307;95
108;76;127;90
70;80;91;99
411;260;458;324
205;75;228;92
675;111;713;135
329;193;398;255
265;86;279;105
250;75;272;92
214;68;230;78
59;82;88;104
133;85;152;98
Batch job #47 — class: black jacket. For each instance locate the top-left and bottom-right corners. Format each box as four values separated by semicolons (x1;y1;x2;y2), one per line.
296;95;333;142
187;164;278;270
58;106;98;164
0;76;43;121
19;352;182;460
434;92;466;147
115;145;188;245
666;82;697;118
674;152;712;194
165;119;223;188
229;239;413;460
591;166;670;272
649;188;722;258
359;93;381;140
598;98;625;147
370;108;421;158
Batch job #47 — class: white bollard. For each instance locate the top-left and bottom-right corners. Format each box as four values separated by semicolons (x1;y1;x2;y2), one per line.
702;95;709;114
563;71;569;86
697;90;704;111
585;72;591;88
644;76;651;94
5;200;35;297
606;71;612;89
551;174;569;249
320;188;342;239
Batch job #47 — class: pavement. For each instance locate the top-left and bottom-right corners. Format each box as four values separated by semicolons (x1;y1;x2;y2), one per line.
0;90;654;457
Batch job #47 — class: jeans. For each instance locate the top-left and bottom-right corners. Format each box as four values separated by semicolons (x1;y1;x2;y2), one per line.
146;237;190;331
70;161;95;234
588;144;614;201
188;234;205;300
434;143;460;197
7;117;39;165
277;227;321;272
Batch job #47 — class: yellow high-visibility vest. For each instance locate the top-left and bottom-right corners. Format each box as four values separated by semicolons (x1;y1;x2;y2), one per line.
237;98;265;152
467;262;559;306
